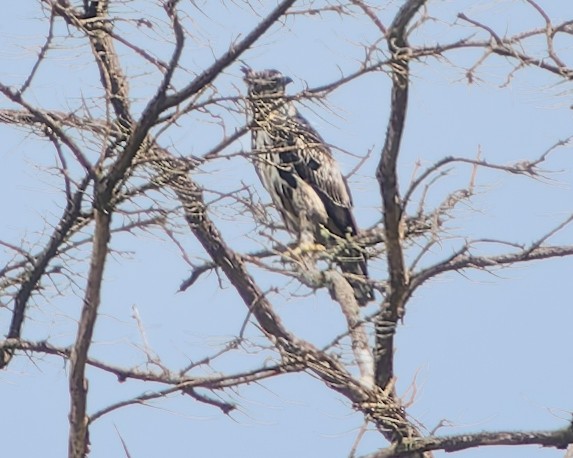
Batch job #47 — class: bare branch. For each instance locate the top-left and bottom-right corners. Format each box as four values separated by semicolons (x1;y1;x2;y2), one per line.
364;422;573;457
68;206;111;458
372;1;432;454
0;84;95;174
325;270;374;389
411;240;573;293
350;0;387;35
18;9;56;96
374;0;426;390
0;174;91;369
162;0;299;110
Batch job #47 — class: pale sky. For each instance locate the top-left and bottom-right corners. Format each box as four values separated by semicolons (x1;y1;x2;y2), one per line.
1;1;572;457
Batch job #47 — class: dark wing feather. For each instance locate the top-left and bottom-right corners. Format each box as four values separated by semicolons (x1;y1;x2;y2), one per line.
287;112;358;238
286;110;374;305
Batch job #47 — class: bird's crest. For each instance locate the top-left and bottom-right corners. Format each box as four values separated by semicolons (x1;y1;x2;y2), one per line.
241;66;293;97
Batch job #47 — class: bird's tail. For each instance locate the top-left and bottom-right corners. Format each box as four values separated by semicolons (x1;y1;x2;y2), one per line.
337;248;375;306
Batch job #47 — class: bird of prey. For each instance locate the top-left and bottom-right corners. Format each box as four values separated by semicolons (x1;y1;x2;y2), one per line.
242;67;374;306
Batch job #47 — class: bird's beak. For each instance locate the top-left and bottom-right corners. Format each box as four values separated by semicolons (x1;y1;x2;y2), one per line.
282;76;293;85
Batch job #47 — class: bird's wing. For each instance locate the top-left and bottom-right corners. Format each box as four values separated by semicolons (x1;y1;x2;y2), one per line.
281;111;358;236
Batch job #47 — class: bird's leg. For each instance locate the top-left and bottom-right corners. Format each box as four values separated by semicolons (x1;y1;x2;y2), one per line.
284;230;324;273
287;228;325;262
290;241;325;258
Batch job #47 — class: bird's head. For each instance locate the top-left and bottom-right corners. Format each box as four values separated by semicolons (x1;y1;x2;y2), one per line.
241;67;293;98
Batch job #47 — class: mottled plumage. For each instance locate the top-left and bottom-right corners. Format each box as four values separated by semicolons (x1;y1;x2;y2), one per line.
242;67;374;306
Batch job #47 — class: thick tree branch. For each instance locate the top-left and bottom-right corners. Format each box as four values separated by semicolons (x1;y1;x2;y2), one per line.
328;270;375;389
365;422;573;457
374;0;426;392
68;205;111;458
372;1;432;455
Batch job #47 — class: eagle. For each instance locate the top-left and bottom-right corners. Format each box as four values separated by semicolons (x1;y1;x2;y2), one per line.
242;67;374;306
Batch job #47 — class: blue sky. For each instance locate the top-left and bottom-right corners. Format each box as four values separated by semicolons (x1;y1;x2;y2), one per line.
1;1;572;457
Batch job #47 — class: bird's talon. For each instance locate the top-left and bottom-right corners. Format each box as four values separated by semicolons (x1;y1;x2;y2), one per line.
290;242;325;257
